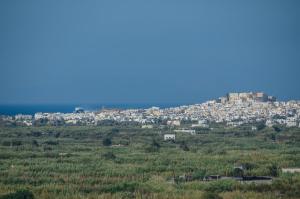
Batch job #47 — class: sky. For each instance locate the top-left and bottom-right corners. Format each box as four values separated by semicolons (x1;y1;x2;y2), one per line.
0;0;299;105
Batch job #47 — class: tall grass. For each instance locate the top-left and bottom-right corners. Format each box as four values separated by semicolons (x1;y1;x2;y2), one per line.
0;126;299;198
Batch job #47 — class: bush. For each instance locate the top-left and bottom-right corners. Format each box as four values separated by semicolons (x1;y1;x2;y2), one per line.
103;138;112;146
2;141;11;146
256;122;266;131
43;146;52;151
151;139;160;148
271;175;300;197
32;140;39;147
0;189;34;199
2;140;22;147
268;163;279;177
179;141;190;151
192;169;207;180
102;152;116;160
242;162;256;170
145;145;159;153
111;128;119;133
44;140;59;145
273;126;282;132
54;132;60;138
30;131;42;137
232;168;243;177
201;191;222;199
205;180;236;193
145;139;161;153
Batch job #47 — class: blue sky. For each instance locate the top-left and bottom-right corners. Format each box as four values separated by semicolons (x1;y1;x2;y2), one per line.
0;0;299;104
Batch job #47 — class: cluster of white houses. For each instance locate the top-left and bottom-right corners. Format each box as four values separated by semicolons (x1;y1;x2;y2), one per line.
1;92;300;129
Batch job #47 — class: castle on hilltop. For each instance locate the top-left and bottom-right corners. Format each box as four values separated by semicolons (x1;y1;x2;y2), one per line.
217;92;276;103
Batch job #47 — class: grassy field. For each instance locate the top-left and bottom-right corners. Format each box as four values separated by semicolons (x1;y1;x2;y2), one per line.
0;125;299;199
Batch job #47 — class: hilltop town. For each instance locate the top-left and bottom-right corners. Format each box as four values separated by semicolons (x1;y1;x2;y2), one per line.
1;92;300;128
1;93;300;199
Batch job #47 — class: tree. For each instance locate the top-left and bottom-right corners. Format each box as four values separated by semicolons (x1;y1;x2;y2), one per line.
151;139;161;148
270;133;276;142
256;122;266;131
192;169;206;180
242;162;255;170
32;140;39;147
145;139;161;152
233;168;244;177
268;163;279;177
179;141;190;151
102;138;112;146
273;125;282;132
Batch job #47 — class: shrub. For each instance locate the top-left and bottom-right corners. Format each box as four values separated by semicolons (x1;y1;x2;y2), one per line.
30;131;42;137
145;139;161;153
54;132;60;138
2;140;22;147
179;141;190;151
268;163;279;177
205;180;236;193
273;125;282;132
2;141;11;146
43;146;52;151
232;168;243;177
242;162;256;170
192;169;207;180
0;189;34;199
32;140;39;147
256;122;266;131
102;152;116;160
103;138;112;146
151;139;160;148
44;140;59;145
145;145;159;153
201;191;222;199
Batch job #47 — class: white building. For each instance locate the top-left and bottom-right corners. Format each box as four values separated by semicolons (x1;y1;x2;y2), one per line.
174;129;196;135
14;114;32;120
282;168;300;174
164;134;175;141
192;120;209;128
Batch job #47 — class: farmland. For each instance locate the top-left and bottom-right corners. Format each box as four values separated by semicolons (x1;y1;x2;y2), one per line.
0;125;299;199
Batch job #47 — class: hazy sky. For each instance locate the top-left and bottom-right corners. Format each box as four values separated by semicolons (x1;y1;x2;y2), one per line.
0;0;299;104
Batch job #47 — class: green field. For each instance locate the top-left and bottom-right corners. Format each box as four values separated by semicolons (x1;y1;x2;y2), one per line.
0;125;299;199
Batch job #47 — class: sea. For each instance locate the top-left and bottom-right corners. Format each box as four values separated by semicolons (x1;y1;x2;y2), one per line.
0;103;182;116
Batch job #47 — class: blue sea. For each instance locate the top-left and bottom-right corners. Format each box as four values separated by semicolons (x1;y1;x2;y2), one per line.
0;103;182;116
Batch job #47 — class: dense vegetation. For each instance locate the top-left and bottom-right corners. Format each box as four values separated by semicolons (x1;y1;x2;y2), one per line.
0;124;299;199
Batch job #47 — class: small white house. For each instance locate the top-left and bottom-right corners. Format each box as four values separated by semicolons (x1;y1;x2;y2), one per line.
164;134;175;141
282;168;300;174
174;129;196;135
286;120;297;127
